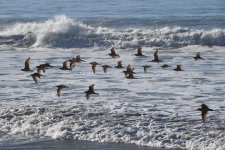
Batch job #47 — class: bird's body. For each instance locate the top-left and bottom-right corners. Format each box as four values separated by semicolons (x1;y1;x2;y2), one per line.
123;64;136;76
115;61;124;68
75;55;85;62
161;64;170;69
142;65;151;73
85;84;99;100
60;60;71;70
90;61;100;74
197;104;214;122
152;50;161;63
174;65;184;71
194;52;205;61
102;65;111;73
30;73;43;84
135;47;145;56
125;71;137;79
109;47;120;58
56;84;68;97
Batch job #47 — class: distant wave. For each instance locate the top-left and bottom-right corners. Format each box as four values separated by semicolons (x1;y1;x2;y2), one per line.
0;15;225;48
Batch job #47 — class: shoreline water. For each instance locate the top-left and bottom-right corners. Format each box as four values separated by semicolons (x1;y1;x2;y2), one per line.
0;139;182;150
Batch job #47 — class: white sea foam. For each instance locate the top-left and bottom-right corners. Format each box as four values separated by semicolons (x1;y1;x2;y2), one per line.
0;45;225;149
0;15;225;48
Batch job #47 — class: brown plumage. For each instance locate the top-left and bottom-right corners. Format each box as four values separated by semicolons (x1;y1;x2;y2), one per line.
115;61;124;68
135;47;145;56
90;61;100;74
21;57;32;71
193;52;205;61
69;61;76;71
123;64;136;77
60;60;71;70
36;63;53;74
197;104;214;122
102;65;111;73
75;55;85;62
109;47;120;58
152;50;161;63
30;73;43;84
173;65;184;71
161;64;170;69
125;71;137;79
85;84;99;100
142;65;151;73
56;84;68;97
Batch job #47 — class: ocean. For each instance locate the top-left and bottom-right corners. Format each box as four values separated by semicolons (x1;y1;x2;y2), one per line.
0;0;225;150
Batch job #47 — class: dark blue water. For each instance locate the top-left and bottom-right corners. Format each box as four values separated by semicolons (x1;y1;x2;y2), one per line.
0;0;225;28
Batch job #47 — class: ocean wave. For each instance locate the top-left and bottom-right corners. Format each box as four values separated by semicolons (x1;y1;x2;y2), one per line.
0;106;224;150
0;15;225;48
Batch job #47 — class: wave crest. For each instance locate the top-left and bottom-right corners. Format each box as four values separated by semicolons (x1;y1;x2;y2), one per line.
1;15;225;48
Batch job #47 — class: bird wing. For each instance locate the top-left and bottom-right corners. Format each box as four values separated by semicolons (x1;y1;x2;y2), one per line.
57;88;62;97
24;57;31;70
92;65;96;74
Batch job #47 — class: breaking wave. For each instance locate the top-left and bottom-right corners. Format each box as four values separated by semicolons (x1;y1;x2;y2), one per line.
0;106;225;150
0;15;225;48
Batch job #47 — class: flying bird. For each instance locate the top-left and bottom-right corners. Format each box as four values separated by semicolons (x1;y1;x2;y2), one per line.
197;104;214;122
30;73;43;84
56;84;68;97
75;55;85;62
60;60;71;70
135;47;145;56
123;64;136;77
152;50;161;63
173;65;184;71
115;61;124;68
193;52;205;61
161;64;170;69
90;61;100;74
142;65;151;73
85;84;99;100
108;47;120;58
101;65;112;73
21;57;32;71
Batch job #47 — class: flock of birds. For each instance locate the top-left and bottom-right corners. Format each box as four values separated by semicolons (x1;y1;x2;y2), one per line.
20;47;213;123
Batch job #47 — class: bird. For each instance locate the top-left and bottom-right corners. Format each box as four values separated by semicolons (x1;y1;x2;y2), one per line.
123;64;136;77
109;47;120;58
173;65;184;71
36;65;46;75
21;57;33;71
152;50;161;63
75;55;85;62
85;84;99;100
60;60;71;70
135;47;145;56
161;64;170;69
197;104;214;122
38;63;53;68
90;61;100;74
56;84;68;97
69;61;76;71
125;70;137;79
101;65;112;73
115;61;124;68
142;65;151;73
36;63;54;74
193;52;205;61
30;73;43;84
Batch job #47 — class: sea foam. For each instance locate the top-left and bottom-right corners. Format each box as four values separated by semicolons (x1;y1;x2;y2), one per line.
0;15;225;49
